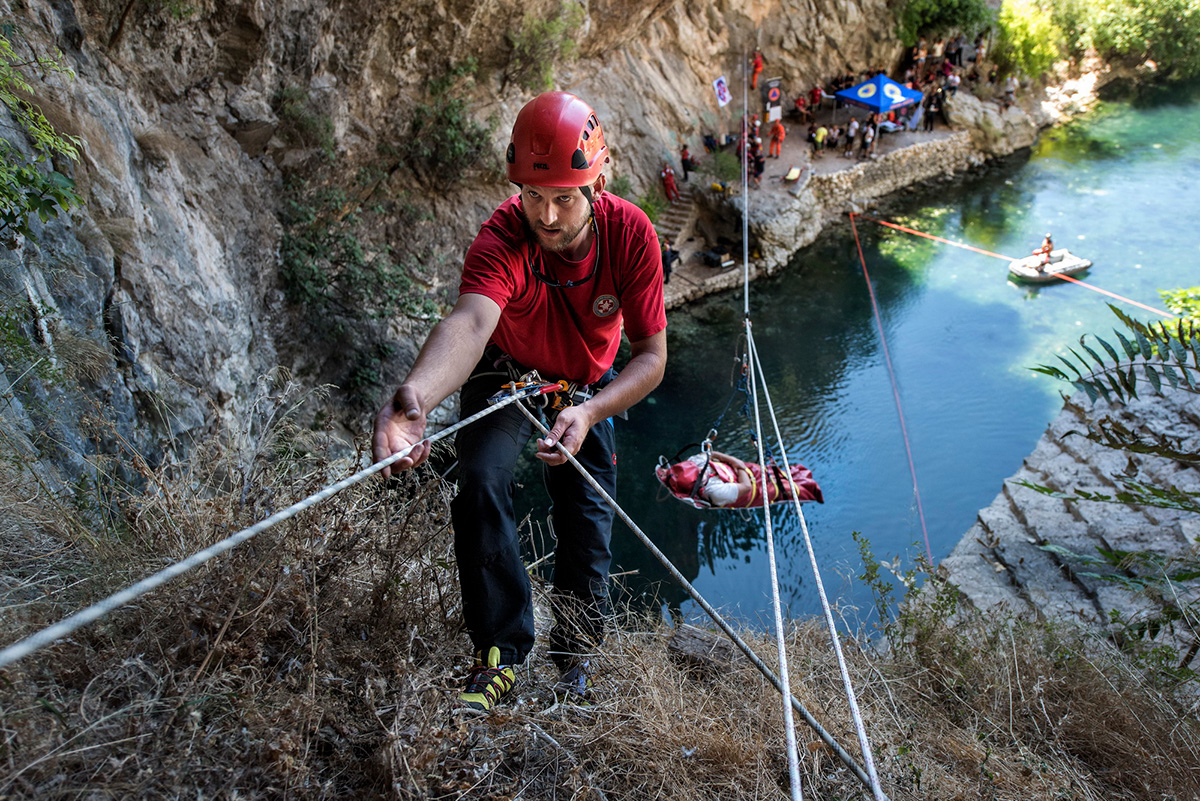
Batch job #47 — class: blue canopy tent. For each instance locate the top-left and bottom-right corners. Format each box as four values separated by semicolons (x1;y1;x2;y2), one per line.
834;74;923;114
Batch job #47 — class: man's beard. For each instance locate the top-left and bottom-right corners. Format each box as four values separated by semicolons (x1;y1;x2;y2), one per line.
522;206;592;254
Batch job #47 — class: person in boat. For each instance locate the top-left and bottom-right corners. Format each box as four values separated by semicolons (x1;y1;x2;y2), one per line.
372;91;667;710
1033;232;1053;268
657;450;824;509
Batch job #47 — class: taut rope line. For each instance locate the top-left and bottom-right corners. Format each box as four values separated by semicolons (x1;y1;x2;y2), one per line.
746;327;887;801
745;321;804;800
513;401;888;799
0;383;561;671
861;214;1175;319
742;52;803;801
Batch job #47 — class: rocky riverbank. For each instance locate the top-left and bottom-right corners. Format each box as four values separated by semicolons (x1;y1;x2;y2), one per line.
940;387;1200;664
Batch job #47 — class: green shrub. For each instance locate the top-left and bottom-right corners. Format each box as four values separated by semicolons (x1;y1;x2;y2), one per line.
273;86;335;156
279;179;439;329
895;0;995;46
607;174;633;199
0;23;81;248
505;3;585;92
402;60;496;186
1160;287;1200;321
634;189;668;225
995;0;1064;78
1087;0;1200;80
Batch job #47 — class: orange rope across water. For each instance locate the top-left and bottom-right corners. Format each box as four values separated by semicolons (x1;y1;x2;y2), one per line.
863;215;1175;319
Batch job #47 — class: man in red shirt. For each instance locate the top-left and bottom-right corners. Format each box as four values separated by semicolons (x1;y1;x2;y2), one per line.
372;92;667;711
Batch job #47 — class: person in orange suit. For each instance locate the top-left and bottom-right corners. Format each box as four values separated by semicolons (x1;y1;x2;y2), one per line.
768;119;786;158
751;50;764;89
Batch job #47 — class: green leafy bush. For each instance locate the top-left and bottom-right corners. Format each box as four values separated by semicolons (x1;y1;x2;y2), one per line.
895;0;994;46
995;0;1064;78
607;174;633;199
273;86;335;156
505;3;585;92
401;60;495;186
1160;287;1200;321
633;189;668;225
279;179;438;330
0;23;81;248
1031;303;1198;405
1087;0;1200;80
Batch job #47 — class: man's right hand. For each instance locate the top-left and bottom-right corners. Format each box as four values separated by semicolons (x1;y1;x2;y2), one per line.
372;385;431;478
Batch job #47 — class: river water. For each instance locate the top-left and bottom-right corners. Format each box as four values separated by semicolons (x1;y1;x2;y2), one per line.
520;85;1200;629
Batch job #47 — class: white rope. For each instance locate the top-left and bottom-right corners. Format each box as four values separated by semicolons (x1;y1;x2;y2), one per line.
742;55;751;319
744;319;803;800
0;384;553;671
739;56;803;801
746;328;887;801
513;402;886;798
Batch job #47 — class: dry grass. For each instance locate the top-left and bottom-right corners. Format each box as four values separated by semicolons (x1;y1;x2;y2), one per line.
1;376;1198;799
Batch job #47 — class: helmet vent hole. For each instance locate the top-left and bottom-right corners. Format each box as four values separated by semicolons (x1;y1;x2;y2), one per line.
571;149;588;170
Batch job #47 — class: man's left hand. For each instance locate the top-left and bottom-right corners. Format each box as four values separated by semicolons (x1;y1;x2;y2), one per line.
536;405;595;466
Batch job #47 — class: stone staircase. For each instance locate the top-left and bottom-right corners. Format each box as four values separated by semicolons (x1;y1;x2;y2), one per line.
653;183;697;246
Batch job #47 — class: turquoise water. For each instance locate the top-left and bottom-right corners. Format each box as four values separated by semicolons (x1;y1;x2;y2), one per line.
525;89;1200;628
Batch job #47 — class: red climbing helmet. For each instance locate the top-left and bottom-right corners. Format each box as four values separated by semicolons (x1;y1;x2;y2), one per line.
506;91;609;187
659;460;700;494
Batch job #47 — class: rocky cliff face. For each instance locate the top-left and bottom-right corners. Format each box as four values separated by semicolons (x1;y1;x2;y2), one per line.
2;0;908;488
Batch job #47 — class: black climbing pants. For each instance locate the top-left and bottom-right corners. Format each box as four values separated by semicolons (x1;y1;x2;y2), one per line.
452;358;618;669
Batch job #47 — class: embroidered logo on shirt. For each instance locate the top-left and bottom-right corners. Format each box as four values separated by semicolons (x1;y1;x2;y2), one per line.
592;295;619;317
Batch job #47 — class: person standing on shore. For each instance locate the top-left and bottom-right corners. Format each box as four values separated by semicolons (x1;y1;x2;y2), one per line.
768;118;786;158
660;162;681;202
372;90;668;711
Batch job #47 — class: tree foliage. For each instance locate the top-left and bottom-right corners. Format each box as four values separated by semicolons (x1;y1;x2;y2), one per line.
0;22;81;248
995;0;1064;79
989;0;1200;82
504;3;585;92
894;0;994;47
1088;0;1200;80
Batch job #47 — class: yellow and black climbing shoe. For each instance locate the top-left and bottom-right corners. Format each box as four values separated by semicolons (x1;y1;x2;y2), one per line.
458;647;516;712
553;660;593;705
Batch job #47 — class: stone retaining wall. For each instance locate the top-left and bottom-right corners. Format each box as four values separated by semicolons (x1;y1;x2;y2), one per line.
808;131;981;212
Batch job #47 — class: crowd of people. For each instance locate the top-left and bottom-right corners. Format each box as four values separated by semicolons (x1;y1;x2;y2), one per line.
691;29;1016;171
656;28;1018;282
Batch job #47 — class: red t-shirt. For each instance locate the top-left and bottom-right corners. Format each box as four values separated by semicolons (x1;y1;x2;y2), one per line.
459;193;666;385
